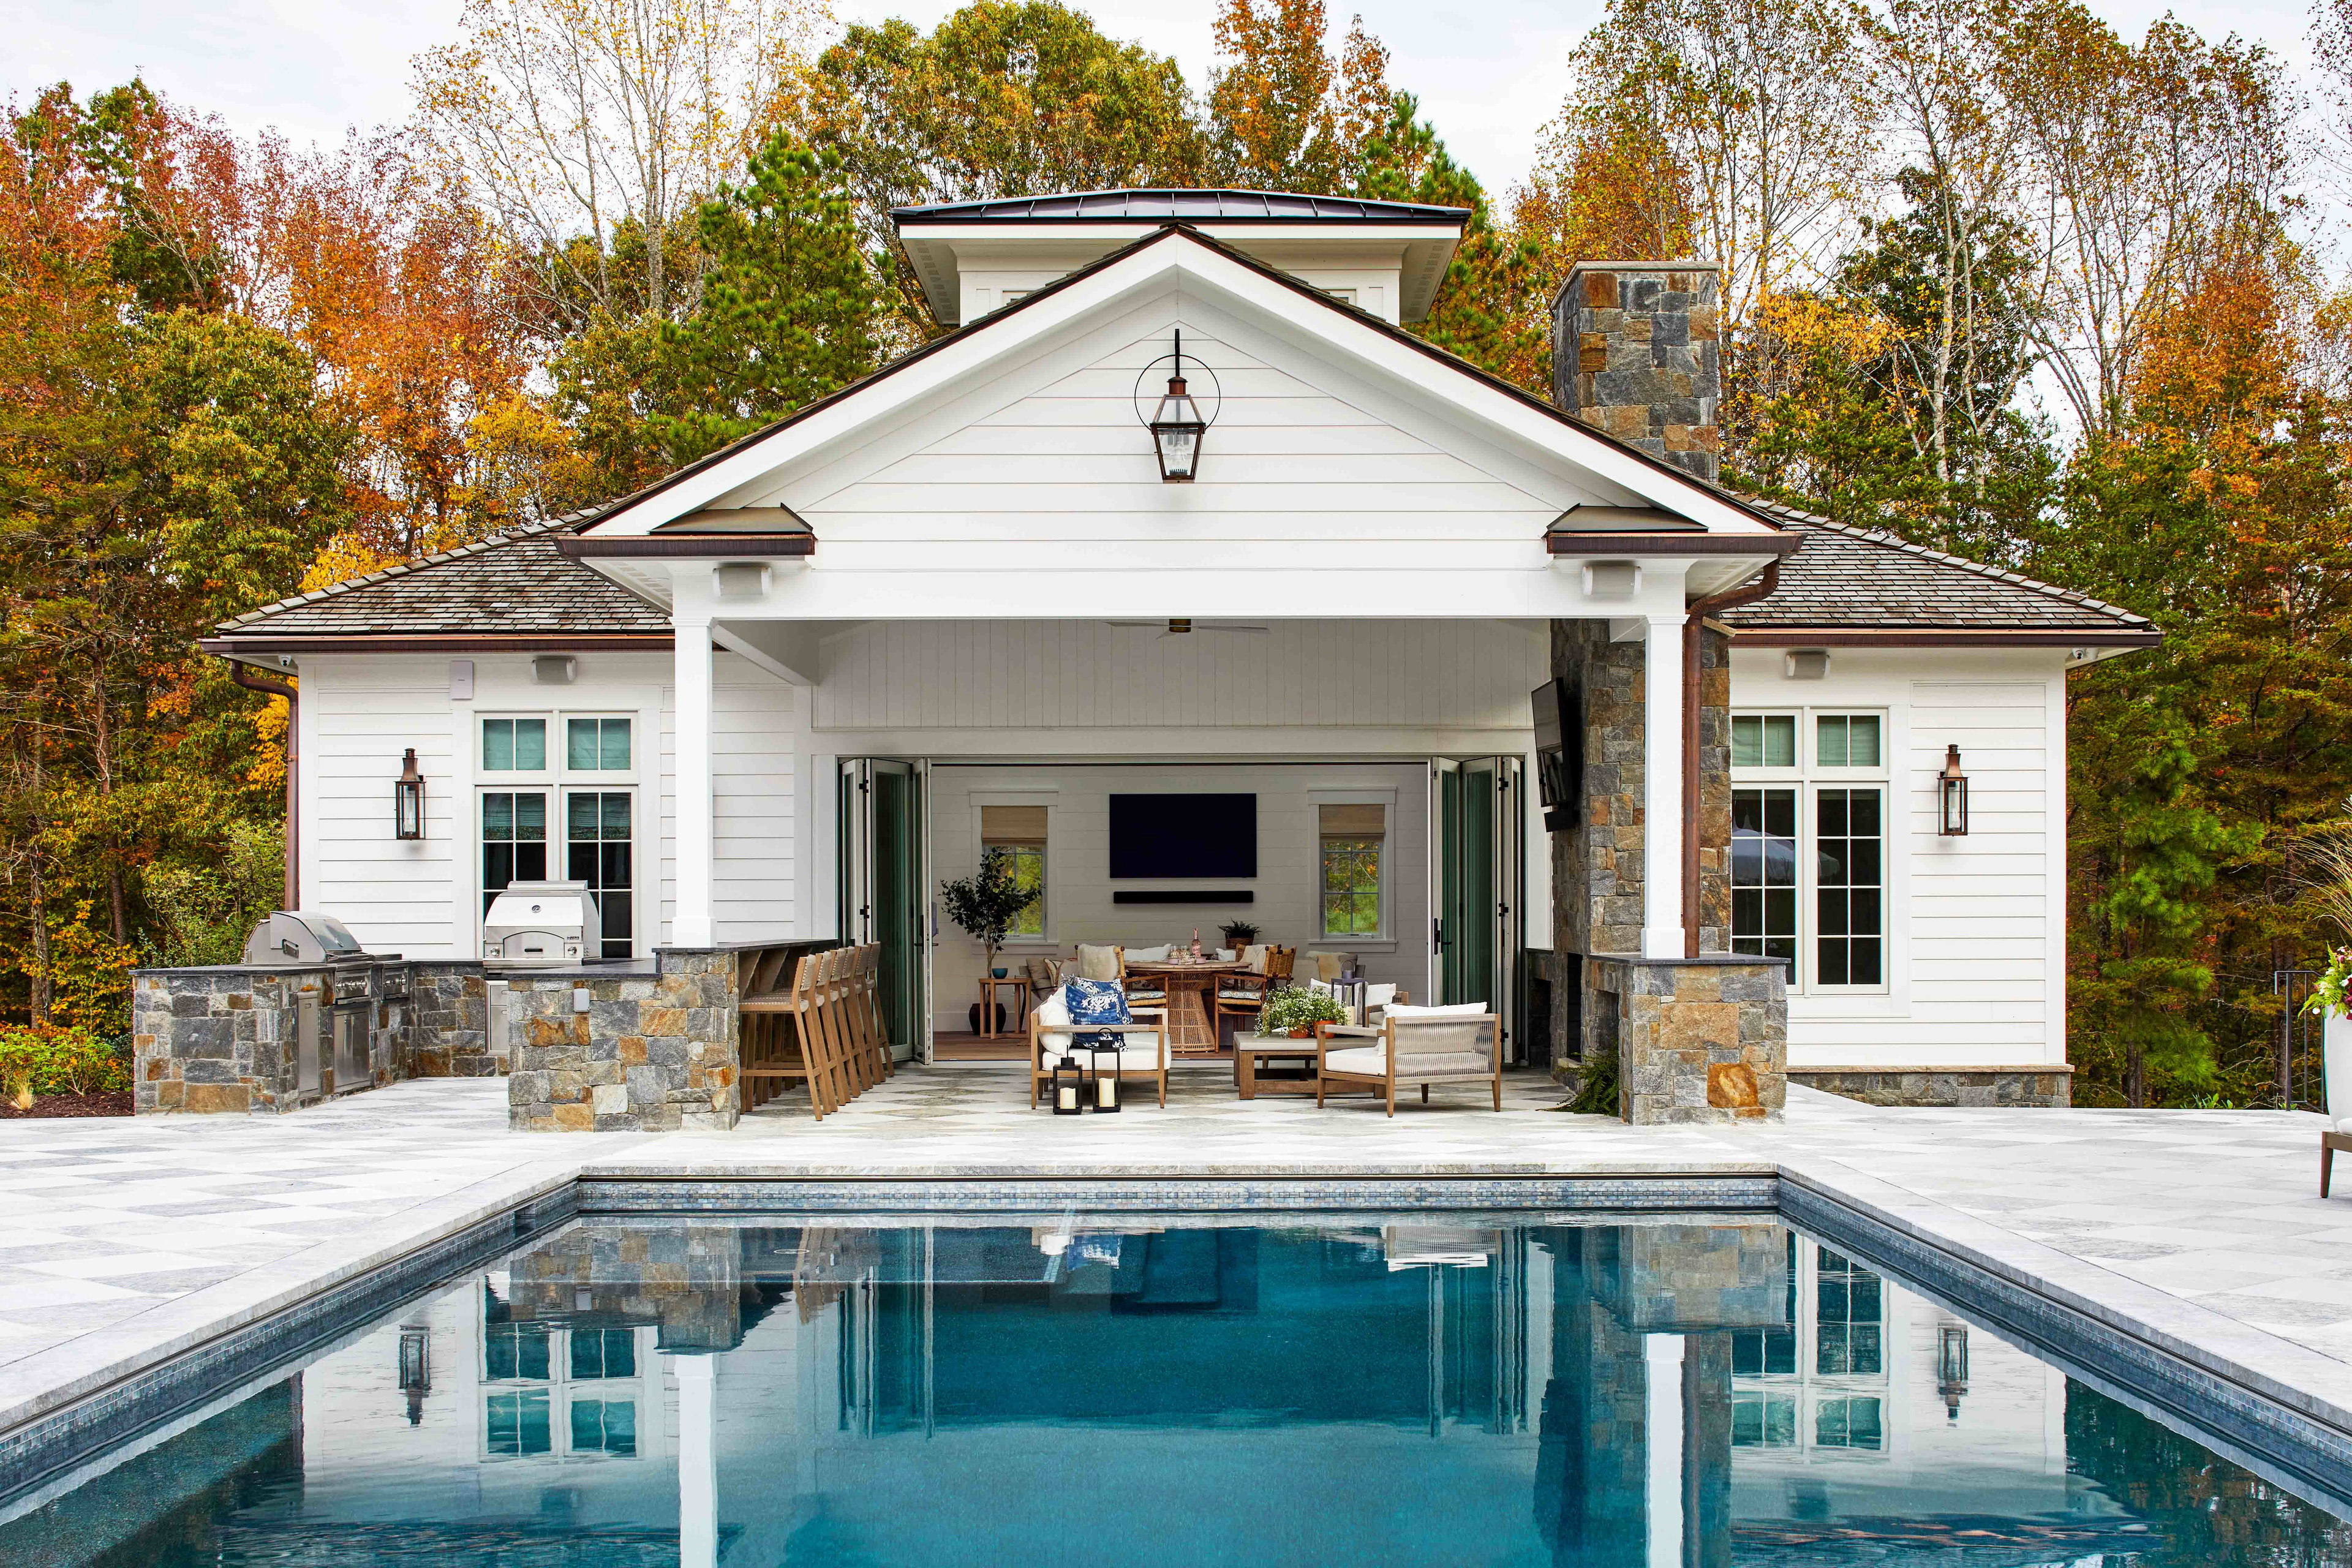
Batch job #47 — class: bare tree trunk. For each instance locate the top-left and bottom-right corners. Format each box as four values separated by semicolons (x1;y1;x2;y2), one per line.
89;670;129;943
27;745;50;1028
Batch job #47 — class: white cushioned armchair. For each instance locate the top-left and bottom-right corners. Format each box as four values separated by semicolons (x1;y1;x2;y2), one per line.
1316;1003;1500;1114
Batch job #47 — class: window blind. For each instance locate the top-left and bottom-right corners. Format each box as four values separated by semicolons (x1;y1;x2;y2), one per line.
1318;803;1385;837
981;805;1049;844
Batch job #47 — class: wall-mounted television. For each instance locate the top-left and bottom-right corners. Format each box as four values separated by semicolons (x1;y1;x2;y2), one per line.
1532;678;1582;834
1109;793;1258;879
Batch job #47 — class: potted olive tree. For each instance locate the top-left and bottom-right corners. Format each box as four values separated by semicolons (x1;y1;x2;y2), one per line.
940;852;1036;1000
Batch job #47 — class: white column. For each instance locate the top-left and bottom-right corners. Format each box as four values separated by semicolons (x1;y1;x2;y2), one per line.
675;1352;718;1568
674;605;717;948
1642;614;1686;958
1644;1333;1686;1568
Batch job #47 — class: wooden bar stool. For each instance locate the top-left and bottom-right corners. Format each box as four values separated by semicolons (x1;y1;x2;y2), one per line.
741;952;836;1118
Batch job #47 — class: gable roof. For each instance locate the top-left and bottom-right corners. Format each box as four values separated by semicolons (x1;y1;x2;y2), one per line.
892;189;1471;225
202;518;671;654
1721;504;2158;645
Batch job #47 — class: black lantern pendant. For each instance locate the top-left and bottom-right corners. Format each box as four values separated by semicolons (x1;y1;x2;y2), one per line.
394;748;426;840
1937;1324;1970;1419
1149;328;1207;482
1088;1039;1121;1112
1938;744;1969;836
1052;1053;1085;1115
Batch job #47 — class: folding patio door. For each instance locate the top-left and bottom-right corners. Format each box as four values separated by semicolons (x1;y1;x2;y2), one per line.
1430;757;1526;1063
839;759;931;1065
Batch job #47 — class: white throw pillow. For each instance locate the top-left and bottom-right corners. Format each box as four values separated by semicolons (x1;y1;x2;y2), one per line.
1215;948;1237;961
1035;987;1074;1055
1129;944;1173;962
1365;983;1398;1009
1386;1001;1490;1019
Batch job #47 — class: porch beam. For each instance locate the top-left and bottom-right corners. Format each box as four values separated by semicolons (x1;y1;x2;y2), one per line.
674;605;717;948
1643;614;1686;958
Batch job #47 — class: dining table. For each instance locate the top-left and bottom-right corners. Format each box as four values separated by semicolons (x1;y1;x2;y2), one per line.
1123;959;1252;1056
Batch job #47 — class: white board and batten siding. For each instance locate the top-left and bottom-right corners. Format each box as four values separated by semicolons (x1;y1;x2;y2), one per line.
298;651;799;957
1726;646;2069;1072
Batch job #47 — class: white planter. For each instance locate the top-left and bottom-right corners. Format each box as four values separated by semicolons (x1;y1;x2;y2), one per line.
2327;1009;2352;1128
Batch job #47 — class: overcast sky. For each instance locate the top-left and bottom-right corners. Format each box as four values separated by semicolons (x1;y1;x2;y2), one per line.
4;0;2329;201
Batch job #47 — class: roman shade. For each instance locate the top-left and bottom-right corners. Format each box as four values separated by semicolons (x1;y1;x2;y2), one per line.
1318;803;1385;837
982;805;1049;843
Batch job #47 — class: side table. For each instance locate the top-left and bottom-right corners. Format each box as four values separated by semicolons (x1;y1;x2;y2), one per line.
977;975;1028;1039
1234;1035;1322;1098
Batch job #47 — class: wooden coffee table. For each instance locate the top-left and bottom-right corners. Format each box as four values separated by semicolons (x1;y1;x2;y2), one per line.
1235;1035;1322;1098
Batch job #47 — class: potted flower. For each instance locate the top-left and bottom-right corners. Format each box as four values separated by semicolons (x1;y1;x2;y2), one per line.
2305;946;2352;1120
1218;919;1261;949
1258;988;1346;1039
940;853;1037;990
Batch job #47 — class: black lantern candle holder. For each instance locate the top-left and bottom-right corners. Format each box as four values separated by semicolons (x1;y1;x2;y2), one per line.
1088;1039;1121;1112
1052;1053;1085;1115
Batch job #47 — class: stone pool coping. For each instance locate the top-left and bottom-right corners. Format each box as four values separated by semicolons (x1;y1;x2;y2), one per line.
6;1144;2352;1512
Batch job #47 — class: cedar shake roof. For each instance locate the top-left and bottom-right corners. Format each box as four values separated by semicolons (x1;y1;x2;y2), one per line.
1723;503;2157;639
205;518;669;648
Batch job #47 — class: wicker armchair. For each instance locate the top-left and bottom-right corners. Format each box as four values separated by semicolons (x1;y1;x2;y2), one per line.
1316;1007;1501;1115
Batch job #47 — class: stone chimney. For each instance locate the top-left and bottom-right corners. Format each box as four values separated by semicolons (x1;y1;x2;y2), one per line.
1551;262;1722;484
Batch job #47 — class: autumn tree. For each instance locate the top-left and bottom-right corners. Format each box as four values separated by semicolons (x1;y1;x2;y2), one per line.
799;1;1207;335
1207;0;1390;192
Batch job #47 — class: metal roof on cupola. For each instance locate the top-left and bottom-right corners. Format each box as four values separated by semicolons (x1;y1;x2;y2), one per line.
892;186;1467;326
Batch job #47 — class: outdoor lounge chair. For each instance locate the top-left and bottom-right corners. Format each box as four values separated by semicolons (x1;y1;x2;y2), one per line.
1316;1003;1501;1115
1030;982;1170;1108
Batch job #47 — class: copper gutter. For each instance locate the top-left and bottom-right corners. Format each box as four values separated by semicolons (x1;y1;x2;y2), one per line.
1682;563;1781;957
232;662;300;909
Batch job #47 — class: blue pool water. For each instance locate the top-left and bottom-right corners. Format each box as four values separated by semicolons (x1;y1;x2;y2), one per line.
2;1214;2347;1566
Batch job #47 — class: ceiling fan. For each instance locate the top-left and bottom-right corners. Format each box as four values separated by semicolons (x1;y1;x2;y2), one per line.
1107;617;1272;639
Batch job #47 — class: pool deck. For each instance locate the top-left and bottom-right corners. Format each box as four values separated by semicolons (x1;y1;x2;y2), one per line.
5;1066;2352;1475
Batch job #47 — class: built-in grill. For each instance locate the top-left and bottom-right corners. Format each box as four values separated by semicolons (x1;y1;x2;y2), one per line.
482;880;601;967
239;910;409;1098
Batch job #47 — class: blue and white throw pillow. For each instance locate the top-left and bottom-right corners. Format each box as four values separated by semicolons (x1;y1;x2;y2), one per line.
1062;977;1130;1051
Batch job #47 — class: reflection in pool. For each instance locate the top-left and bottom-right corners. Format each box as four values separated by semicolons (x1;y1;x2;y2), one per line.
5;1216;2347;1566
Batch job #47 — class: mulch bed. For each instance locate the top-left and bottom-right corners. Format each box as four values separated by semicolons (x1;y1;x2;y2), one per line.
0;1091;133;1118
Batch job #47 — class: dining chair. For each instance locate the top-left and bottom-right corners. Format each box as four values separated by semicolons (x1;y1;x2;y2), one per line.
1215;944;1276;1039
1118;947;1169;1019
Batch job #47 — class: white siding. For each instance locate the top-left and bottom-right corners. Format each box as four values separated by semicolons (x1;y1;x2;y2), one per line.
301;655;458;957
713;662;797;935
1727;647;2070;1070
928;761;1430;1031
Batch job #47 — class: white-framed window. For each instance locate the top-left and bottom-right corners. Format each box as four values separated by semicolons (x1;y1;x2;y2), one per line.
1729;1238;1891;1461
1318;801;1387;939
979;804;1048;940
479;1289;651;1464
1731;710;1889;993
479;712;639;957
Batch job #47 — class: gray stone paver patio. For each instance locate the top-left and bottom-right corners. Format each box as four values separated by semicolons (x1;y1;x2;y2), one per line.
2;1066;2350;1451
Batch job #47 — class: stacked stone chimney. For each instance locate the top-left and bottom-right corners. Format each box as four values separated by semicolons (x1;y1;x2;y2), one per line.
1551;262;1722;484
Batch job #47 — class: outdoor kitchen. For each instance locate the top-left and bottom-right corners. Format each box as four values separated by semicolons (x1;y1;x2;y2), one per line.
129;883;816;1131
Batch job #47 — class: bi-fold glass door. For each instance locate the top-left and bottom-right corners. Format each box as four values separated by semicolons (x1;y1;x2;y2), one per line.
1430;756;1526;1063
839;759;931;1064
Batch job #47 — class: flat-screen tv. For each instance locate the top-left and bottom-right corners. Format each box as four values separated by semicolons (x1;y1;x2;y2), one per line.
1109;793;1257;878
1532;677;1581;834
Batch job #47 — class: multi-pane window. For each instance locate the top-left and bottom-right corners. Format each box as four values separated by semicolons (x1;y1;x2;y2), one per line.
569;1398;638;1456
980;805;1047;938
1816;714;1881;767
1731;790;1799;979
486;1390;552;1456
1815;1395;1884;1451
1731;1232;1798;1376
1815;790;1884;987
1732;714;1796;768
481;792;549;913
485;1321;551;1381
570;1327;635;1381
1732;1392;1798;1448
567;792;634;959
1730;712;1889;993
1815;1249;1884;1376
1319;803;1386;937
482;718;547;772
566;717;631;771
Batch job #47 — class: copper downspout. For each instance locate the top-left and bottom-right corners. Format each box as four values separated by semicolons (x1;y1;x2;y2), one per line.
232;662;300;910
1682;562;1781;957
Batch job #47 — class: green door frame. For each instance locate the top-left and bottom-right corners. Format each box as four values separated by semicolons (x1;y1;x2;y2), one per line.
839;758;931;1065
1431;756;1526;1063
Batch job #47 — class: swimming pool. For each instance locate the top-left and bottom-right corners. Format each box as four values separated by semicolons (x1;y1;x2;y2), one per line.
4;1211;2348;1566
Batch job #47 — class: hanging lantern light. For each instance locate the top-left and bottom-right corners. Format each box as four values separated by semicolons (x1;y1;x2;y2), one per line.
394;748;426;840
1145;328;1209;482
1088;1039;1122;1112
1938;744;1969;836
1052;1054;1086;1115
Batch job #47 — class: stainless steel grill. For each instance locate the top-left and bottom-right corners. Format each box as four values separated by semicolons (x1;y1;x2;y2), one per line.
238;910;408;1099
243;910;368;965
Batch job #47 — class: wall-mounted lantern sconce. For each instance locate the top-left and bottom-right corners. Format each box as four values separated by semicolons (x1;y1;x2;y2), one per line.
1937;1324;1969;1418
1939;744;1969;835
1138;328;1215;481
394;748;425;840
